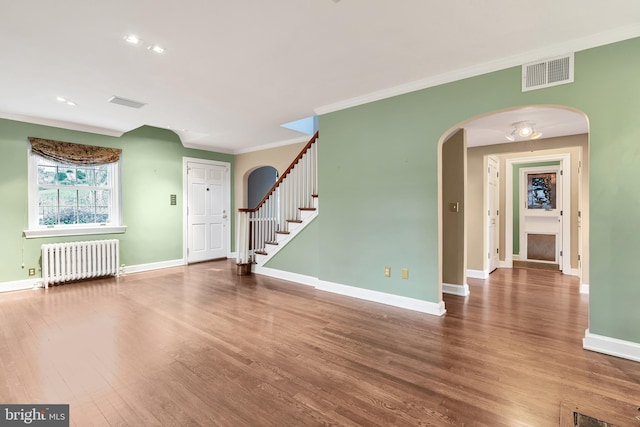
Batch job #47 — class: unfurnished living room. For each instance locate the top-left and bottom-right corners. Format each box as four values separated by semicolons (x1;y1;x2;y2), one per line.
1;1;640;426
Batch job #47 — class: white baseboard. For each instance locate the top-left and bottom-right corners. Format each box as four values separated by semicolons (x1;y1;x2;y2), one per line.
253;267;446;316
570;268;580;277
316;279;446;316
512;254;520;261
254;266;317;287
442;283;470;296
227;252;237;259
580;283;589;294
499;260;512;268
123;259;185;274
467;269;488;279
583;329;640;362
0;278;39;293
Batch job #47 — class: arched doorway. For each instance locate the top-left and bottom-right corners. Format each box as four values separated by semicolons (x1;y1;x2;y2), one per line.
438;105;590;300
247;166;278;209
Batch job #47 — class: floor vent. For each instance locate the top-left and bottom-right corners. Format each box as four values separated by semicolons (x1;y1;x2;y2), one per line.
522;53;574;92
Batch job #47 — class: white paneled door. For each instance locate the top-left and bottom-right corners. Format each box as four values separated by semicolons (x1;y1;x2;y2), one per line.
487;155;500;273
186;160;230;263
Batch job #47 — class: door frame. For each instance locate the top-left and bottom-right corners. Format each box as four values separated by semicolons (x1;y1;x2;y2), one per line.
485;155;500;274
504;153;571;274
182;157;231;264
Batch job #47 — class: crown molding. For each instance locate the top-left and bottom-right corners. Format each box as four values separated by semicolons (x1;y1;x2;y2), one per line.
315;25;640;116
0;111;125;137
232;135;309;155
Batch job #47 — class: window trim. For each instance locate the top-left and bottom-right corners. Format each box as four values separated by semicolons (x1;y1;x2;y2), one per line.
24;147;126;239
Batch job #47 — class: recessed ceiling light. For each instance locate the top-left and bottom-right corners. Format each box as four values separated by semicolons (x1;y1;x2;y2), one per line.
147;44;165;54
57;96;77;106
124;35;142;45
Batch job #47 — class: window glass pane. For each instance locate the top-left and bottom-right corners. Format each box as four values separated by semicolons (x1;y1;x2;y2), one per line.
95;190;111;206
58;207;77;224
78;189;95;206
40;207;58;226
39;188;57;206
96;207;109;224
57;167;77;186
38;166;57;185
78;207;95;224
527;172;556;209
95;167;109;186
76;168;95;186
59;188;77;206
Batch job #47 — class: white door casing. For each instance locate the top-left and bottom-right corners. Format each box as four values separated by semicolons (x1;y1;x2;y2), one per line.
519;165;562;266
183;158;230;263
487;155;500;273
504;153;571;274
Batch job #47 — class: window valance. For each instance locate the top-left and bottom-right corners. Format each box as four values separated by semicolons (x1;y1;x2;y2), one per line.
28;137;122;166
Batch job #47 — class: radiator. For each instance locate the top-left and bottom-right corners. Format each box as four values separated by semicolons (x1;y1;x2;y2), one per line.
41;239;120;288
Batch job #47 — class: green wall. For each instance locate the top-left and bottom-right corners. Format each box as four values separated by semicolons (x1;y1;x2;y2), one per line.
512;161;560;255
269;37;640;344
0;120;233;282
264;217;318;276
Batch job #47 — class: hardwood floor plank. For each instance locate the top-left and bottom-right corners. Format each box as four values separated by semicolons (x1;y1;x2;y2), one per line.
1;261;639;426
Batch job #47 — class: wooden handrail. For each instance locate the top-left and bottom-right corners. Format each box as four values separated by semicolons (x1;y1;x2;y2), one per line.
239;130;318;213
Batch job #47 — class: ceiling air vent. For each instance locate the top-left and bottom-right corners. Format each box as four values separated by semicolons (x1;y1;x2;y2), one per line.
108;96;147;109
522;53;574;92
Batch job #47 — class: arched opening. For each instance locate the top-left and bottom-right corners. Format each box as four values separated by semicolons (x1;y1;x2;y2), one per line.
247;166;278;209
438;105;590;302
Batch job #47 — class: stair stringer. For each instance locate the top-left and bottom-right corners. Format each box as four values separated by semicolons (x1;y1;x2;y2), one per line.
253;201;318;269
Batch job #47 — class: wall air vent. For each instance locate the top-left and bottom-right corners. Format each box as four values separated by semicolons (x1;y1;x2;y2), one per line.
107;96;147;109
522;53;574;92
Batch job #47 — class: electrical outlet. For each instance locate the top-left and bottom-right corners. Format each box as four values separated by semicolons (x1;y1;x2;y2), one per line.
384;266;391;277
28;268;36;276
402;268;409;279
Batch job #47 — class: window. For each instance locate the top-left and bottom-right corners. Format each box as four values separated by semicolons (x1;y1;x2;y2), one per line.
25;147;126;238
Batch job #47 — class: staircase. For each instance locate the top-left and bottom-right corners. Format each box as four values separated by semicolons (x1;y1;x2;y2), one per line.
237;131;318;268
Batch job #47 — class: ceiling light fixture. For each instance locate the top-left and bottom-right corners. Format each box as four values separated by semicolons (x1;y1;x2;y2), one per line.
147;44;165;54
124;35;142;45
507;121;542;141
56;96;77;106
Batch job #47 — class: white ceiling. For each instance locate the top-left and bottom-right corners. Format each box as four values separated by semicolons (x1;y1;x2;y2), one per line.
464;106;588;147
0;1;638;153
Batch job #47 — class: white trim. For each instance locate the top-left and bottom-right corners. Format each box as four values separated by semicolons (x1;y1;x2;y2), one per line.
254;266;318;287
232;136;309;155
316;279;446;316
182;157;232;264
570;268;580;277
253;267;446;316
0;278;39;293
122;259;185;275
505;153;571;274
467;269;488;279
24;225;127;239
580;283;590;294
0;111;124;137
442;283;470;296
314;25;640;116
512;254;521;261
583;329;640;363
499;260;511;269
257;212;319;267
227;251;237;259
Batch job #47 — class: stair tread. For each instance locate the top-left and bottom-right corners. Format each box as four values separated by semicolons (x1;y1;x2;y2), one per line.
255;251;268;256
312;194;319;198
275;231;290;235
265;241;278;245
286;219;303;223
299;207;316;211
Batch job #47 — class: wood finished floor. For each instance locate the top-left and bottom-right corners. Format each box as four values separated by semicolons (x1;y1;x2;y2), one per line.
1;261;639;426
